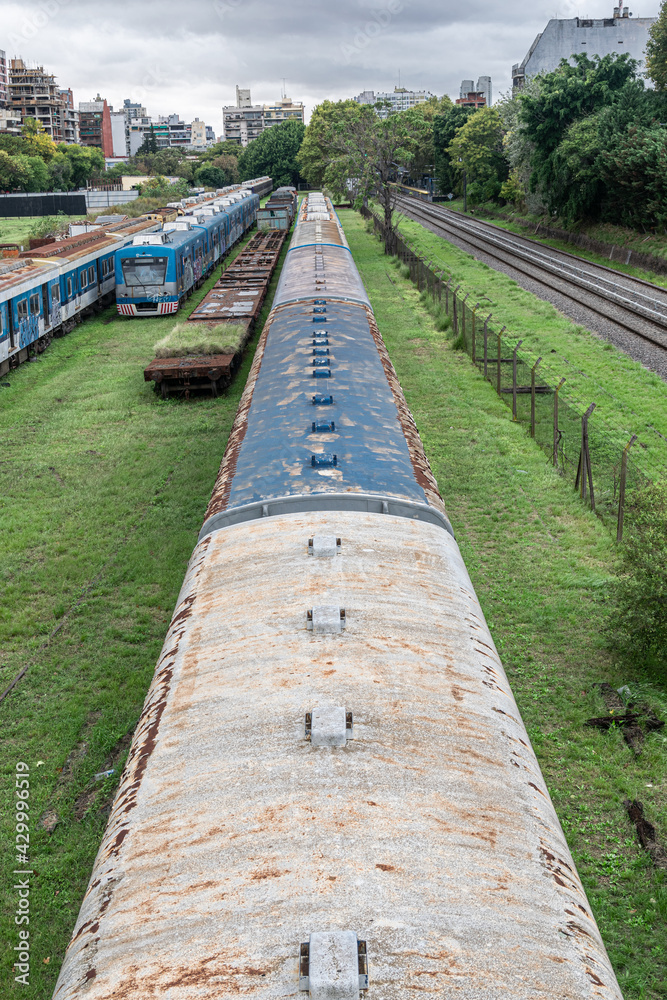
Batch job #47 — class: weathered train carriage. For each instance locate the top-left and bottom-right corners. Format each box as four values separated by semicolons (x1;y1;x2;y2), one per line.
53;195;623;1000
242;175;273;198
116;194;260;317
0;257;61;374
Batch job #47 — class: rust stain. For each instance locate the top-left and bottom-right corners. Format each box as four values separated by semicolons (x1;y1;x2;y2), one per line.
204;316;272;520
375;863;396;871
365;306;447;518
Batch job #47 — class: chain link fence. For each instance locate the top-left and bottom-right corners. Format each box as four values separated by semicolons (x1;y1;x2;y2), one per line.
361;206;667;540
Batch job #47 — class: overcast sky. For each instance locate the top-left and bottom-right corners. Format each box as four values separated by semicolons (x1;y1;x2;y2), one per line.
0;0;661;135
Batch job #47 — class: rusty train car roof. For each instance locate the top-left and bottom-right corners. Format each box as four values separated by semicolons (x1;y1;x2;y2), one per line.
20;216;160;262
0;256;60;294
53;514;623;1000
52;193;623;1000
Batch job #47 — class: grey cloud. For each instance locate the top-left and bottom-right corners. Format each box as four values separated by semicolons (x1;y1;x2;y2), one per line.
0;0;659;132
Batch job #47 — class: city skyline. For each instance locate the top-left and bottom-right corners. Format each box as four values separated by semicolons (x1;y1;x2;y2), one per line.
1;0;659;132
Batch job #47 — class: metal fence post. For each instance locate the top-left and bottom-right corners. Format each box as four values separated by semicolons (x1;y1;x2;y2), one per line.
471;303;480;364
530;357;542;438
496;326;506;396
512;340;524;420
483;314;492;379
553;378;566;466
617;434;638;542
575;403;596;508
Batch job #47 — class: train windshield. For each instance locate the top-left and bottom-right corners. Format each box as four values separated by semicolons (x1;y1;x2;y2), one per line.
121;256;168;286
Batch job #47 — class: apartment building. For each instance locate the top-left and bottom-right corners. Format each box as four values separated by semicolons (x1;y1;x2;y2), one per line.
352;86;435;118
0;49;8;108
79;95;114;156
223;86;305;146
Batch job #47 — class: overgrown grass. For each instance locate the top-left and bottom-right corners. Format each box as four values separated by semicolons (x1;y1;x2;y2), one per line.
342;209;667;999
153;321;245;358
389;209;667;482
0;231;288;997
0;216;81;249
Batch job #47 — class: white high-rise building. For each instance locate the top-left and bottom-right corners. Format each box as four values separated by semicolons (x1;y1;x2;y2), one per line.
513;6;656;90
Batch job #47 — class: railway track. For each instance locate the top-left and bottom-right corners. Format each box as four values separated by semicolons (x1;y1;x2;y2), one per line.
396;197;667;359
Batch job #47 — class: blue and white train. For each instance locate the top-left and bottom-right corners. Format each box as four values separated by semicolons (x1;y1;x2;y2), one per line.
0;216;161;377
114;189;260;317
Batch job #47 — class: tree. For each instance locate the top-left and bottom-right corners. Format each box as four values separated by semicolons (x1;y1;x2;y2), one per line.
137;125;159;155
402;96;453;185
433;104;477;195
210;154;239;183
519;52;638;206
21;117;57;160
238;118;306;187
297;99;366;189
20;155;50;192
48;152;74;191
195;164;227;189
298;101;432;230
601;125;667;230
646;0;667;91
58;144;104;188
447;107;508;204
0;149;31;191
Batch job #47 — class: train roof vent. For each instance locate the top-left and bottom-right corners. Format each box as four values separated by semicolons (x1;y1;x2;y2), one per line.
299;932;368;995
305;707;353;746
307;606;345;633
132;232;168;246
164;220;192;232
308;535;341;557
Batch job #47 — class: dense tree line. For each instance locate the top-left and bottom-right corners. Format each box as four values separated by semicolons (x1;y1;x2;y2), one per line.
0;119;104;192
295;0;667;233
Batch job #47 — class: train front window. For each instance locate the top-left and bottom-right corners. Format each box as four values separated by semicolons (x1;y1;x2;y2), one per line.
122;256;168;287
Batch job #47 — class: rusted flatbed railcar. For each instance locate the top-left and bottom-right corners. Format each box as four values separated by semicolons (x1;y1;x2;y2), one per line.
143;351;241;398
142;229;288;398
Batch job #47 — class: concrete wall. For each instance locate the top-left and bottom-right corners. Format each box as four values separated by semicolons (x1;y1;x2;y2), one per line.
516;15;656;84
85;190;139;208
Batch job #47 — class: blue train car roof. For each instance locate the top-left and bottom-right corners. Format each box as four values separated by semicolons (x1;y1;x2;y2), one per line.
201;300;451;539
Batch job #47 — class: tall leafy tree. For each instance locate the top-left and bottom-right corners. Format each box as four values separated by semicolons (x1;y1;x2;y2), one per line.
646;0;667;91
238;119;306;187
58;144;104;188
519;52;638;205
137;125;159;155
447;107;508;204
21;117;57;160
195;164;227;189
433;104;477;195
297;99;365;189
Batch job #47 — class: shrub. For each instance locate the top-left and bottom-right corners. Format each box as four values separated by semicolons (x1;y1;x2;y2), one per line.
607;480;667;680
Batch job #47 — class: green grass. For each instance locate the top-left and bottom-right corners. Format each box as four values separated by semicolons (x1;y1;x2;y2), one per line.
444;199;667;287
389;208;667;483
0;231;288;997
0;217;81;250
341;209;667;999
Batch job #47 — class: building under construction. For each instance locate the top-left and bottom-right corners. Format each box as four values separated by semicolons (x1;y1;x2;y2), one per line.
8;58;78;142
